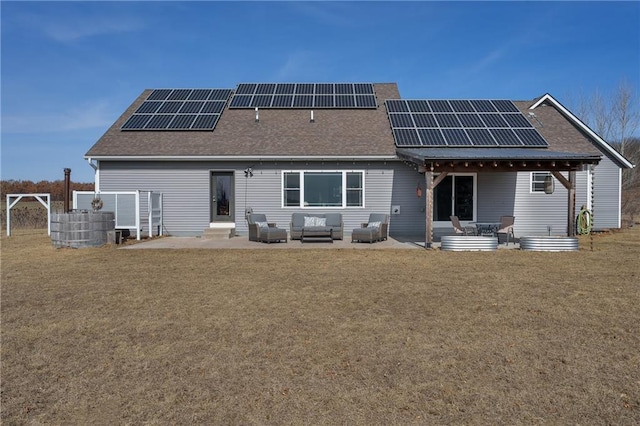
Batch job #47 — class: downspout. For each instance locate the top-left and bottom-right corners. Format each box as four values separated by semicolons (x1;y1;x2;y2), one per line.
86;158;99;192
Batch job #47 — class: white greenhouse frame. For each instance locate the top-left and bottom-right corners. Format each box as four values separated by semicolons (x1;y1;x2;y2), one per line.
73;190;163;240
5;193;51;236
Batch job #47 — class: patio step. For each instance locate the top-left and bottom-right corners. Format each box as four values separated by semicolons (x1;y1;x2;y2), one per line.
202;227;234;240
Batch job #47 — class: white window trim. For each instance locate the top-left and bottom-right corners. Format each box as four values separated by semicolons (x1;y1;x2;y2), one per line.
281;170;365;209
530;171;552;194
433;173;477;226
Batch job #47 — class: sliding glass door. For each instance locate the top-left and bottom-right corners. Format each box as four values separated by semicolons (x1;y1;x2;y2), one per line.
433;174;476;223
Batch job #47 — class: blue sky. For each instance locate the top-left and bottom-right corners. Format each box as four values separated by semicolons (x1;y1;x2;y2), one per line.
2;1;638;183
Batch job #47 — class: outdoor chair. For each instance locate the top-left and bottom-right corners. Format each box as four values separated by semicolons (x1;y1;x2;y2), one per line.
351;213;389;243
247;213;287;243
496;215;515;245
450;215;476;236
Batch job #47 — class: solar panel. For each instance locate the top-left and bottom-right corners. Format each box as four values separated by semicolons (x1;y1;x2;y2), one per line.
354;83;374;94
275;83;295;94
135;101;162;114
418;128;446;146
386;99;549;148
178;101;204;114
429;100;453;113
293;95;313;108
158;101;183;114
122;88;232;131
192;114;219;129
514;128;548;146
147;89;172;101
146;114;174;129
229;95;252;108
502;113;531;128
121;114;152;129
168;89;191;101
490;128;519;146
336;95;355;108
493;99;519;112
168;114;197;129
457;113;485;128
467;128;497;146
393;128;421;146
236;84;256;95
296;83;315;94
201;101;225;114
189;89;211;101
442;128;472;146
273;95;294;107
470;99;496;112
229;83;377;109
251;94;272;108
449;100;474;113
390;113;413;128
413;113;437;128
406;100;430;113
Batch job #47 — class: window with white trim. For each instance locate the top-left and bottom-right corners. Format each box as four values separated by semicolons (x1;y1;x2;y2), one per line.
531;172;552;193
282;171;364;208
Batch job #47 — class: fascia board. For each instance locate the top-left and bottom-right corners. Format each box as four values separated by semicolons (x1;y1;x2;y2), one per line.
84;155;399;162
530;93;635;169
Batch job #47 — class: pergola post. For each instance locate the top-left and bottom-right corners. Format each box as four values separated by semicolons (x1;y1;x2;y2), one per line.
424;170;433;248
551;171;577;236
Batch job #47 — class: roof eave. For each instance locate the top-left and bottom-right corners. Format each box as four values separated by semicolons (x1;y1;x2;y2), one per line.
530;94;635;169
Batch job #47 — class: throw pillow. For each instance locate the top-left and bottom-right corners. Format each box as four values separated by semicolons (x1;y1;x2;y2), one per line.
368;221;381;230
304;216;325;227
254;221;269;229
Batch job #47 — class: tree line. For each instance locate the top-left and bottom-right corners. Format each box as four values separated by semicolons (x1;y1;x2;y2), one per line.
1;179;94;201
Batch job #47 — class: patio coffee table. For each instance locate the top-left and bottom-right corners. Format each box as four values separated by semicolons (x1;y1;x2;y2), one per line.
301;227;333;243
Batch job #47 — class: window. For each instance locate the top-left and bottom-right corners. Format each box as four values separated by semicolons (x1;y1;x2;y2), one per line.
283;171;364;208
531;172;552;193
433;174;476;222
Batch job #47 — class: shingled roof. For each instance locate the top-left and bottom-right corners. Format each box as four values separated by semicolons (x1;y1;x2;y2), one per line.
85;83;632;169
85;83;400;158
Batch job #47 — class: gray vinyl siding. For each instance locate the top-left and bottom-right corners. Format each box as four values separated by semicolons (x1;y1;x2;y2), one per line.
591;157;621;229
99;161;215;236
97;157;623;238
98;160;417;237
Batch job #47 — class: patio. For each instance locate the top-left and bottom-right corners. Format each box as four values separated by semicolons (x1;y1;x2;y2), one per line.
120;234;521;250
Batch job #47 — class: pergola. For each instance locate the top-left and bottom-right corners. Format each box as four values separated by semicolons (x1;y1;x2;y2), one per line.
396;148;602;248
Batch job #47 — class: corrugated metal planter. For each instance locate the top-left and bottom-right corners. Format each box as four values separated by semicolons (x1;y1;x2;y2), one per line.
51;212;115;248
441;236;498;251
520;236;579;251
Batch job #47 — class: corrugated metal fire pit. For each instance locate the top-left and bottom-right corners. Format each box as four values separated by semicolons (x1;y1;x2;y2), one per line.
441;236;498;251
520;236;579;251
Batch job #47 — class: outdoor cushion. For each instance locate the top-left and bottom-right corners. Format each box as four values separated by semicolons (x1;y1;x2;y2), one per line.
324;213;342;227
367;221;381;230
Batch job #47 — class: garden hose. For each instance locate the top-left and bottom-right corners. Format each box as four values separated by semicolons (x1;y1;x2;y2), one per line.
577;205;593;235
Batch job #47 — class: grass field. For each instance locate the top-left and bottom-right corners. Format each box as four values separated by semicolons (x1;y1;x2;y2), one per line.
1;228;639;424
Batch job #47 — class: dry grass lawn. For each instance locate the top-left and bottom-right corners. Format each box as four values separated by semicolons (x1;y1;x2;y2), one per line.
2;228;639;424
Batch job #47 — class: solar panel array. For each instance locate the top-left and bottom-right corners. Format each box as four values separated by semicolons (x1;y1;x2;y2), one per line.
229;83;377;109
386;99;549;148
121;89;233;130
